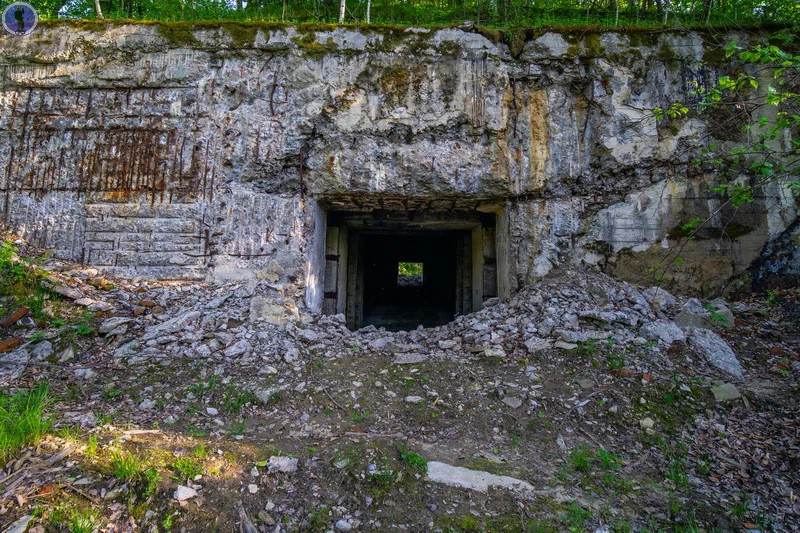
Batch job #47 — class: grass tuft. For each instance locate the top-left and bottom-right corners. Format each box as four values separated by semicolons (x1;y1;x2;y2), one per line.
0;382;51;464
171;457;204;480
109;448;144;481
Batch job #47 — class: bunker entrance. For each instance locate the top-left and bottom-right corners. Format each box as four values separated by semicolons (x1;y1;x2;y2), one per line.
320;208;503;331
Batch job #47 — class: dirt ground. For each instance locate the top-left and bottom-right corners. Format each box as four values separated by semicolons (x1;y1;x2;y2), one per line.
0;249;798;532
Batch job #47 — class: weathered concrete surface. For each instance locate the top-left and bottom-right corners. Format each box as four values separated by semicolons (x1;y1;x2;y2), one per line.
426;461;535;496
0;22;796;302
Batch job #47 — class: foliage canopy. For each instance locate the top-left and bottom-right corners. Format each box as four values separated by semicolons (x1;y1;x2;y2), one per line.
15;0;800;28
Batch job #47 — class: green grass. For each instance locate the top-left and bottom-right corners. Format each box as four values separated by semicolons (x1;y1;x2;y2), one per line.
142;467;162;498
109;448;144;481
68;509;100;533
222;385;258;413
561;503;593;533
171;457;204;480
569;444;594;472
85;434;98;459
0;382;51;464
397;441;428;473
0;241;54;320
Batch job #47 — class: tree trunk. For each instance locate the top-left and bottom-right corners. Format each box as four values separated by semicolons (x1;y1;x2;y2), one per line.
339;0;346;23
366;0;371;23
94;0;104;19
702;0;712;22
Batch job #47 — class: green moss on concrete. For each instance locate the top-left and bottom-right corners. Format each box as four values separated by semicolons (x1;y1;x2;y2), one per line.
655;41;680;62
155;23;201;48
703;46;729;64
708;223;755;240
583;33;605;56
378;67;410;91
291;32;333;56
221;23;260;47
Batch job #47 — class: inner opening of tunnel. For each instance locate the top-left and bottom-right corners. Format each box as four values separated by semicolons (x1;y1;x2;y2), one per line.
361;232;459;331
316;204;504;332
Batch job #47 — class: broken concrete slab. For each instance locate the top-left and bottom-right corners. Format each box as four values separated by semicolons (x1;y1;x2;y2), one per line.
688;328;744;380
711;383;742;402
501;396;523;408
426;461;535;497
392;353;428;365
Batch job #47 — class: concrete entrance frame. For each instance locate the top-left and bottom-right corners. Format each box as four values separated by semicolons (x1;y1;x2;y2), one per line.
307;196;509;330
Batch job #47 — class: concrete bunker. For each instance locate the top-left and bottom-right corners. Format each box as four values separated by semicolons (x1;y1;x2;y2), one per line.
316;199;507;331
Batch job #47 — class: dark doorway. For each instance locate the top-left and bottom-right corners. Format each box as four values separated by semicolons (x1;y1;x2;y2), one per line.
360;232;460;331
320;207;502;331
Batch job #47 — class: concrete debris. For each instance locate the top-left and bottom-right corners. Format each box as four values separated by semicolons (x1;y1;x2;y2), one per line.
639;319;686;345
425;461;535;497
392;353;428;365
688;329;744;380
711;383;742;402
174;486;198;501
501;396;523;409
267;456;298;474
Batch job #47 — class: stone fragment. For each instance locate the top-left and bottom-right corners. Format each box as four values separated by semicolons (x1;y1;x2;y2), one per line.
52;285;83;300
73;368;97;380
556;329;611;343
139;399;156;410
392;353;428;365
483;347;506;359
0;349;29;384
335;520;352;531
425;461;535;496
642;287;677;310
174;486;198;501
554;341;578;350
639;418;655;434
247;484;258;494
688;328;744;380
501;396;523;409
256;387;280;404
258;511;276;526
224;340;251;357
711;383;742;402
75;298;114;312
579;309;638;326
206;407;219;416
523;336;551;353
142;311;200;341
405;395;424;404
58;346;75;362
639;319;686;345
707;298;734;326
30;340;53;359
438;339;458;350
99;317;133;335
674;298;712;330
267;456;298;474
249;296;299;326
3;515;33;533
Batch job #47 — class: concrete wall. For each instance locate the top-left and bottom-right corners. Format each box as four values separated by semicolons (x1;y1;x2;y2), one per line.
0;22;796;299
